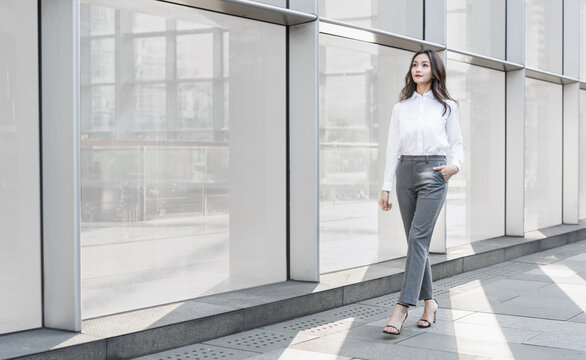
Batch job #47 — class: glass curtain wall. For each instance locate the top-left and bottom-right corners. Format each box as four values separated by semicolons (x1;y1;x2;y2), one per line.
318;34;412;273
525;0;563;73
446;0;506;59
525;78;563;231
446;61;505;246
80;0;286;318
0;0;42;334
319;0;424;39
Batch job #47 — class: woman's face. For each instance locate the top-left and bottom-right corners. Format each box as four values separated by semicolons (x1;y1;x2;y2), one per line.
411;53;433;86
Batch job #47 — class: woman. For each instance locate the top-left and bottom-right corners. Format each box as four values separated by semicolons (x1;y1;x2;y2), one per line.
379;49;463;335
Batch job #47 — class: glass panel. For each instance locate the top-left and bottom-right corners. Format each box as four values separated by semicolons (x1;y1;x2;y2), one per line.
90;38;115;83
0;0;42;334
319;34;413;273
134;37;166;81
446;61;505;246
525;0;563;73
580;89;586;219
176;33;214;79
447;0;506;59
80;0;285;318
89;5;114;35
319;0;424;39
90;85;115;131
133;12;165;33
525;78;563;231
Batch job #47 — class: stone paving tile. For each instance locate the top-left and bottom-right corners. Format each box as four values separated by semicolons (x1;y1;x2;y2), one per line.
492;283;584;320
523;327;586;352
509;265;586;285
453;312;586;333
444;278;550;303
398;332;586;360
367;314;540;344
366;307;474;327
568;312;586;323
302;323;422;346
290;333;490;360
512;241;586;265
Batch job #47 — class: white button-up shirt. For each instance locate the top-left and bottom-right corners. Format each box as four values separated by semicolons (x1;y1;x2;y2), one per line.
382;90;464;192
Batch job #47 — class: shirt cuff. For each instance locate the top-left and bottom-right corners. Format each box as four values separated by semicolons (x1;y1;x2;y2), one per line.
382;183;393;192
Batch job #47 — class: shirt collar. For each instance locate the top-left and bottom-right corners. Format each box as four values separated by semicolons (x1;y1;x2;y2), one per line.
411;90;434;100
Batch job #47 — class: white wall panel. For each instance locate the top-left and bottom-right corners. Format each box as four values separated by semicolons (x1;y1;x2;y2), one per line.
525;78;563;231
0;0;42;334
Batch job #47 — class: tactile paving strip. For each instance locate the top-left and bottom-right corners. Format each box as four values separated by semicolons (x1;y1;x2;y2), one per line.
133;344;256;360
322;304;390;322
265;316;354;336
204;329;314;353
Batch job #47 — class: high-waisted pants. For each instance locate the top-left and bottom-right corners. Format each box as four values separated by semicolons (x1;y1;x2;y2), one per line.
396;155;448;306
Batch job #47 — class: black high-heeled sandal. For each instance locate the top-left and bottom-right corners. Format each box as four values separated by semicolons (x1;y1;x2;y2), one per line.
417;299;438;328
383;302;409;335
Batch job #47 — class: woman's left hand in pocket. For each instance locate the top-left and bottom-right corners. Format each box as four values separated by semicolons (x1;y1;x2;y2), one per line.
432;165;459;182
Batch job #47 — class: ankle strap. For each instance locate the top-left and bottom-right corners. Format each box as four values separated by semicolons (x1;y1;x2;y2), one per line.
397;302;409;308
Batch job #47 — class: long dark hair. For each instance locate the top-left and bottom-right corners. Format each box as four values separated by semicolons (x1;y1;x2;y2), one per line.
400;49;456;116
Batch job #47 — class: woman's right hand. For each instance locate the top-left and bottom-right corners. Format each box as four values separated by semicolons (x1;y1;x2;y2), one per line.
379;191;392;211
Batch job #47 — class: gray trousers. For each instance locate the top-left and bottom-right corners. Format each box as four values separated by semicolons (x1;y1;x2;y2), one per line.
396;155;448;306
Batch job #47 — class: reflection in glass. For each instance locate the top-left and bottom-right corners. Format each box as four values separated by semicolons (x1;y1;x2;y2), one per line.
134;37;166;81
90;38;115;83
525;0;562;73
579;90;586;219
177;34;214;79
447;0;505;58
80;0;285;318
525;78;562;231
319;34;412;273
446;61;505;246
319;0;423;39
89;5;114;35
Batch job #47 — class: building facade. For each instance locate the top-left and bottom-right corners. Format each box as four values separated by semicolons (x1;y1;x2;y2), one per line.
0;0;585;335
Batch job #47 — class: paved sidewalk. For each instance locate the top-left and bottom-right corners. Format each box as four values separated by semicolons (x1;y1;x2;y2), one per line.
135;239;586;360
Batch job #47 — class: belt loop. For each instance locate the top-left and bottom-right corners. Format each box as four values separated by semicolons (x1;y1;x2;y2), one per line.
400;155;403;162
425;155;429;163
